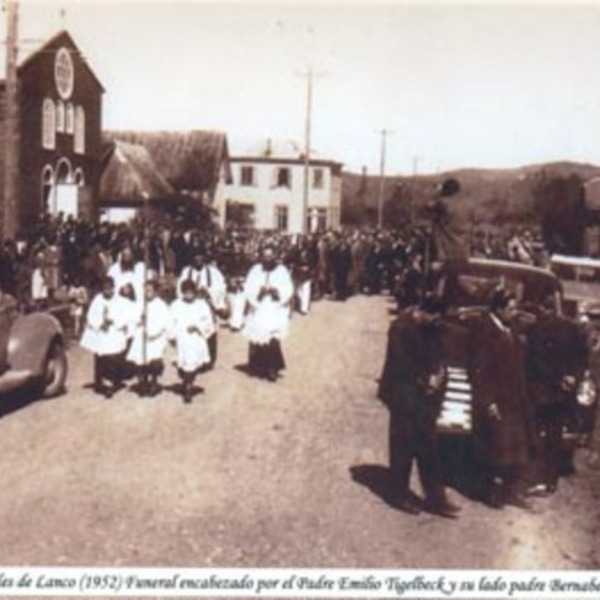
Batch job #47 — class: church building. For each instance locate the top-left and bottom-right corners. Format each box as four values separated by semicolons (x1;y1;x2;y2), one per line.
0;29;104;234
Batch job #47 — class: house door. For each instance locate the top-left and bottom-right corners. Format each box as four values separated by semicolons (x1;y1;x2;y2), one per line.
308;208;328;233
53;184;78;217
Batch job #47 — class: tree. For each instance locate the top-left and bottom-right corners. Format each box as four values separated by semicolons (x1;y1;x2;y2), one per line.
532;172;586;255
382;183;413;229
224;200;254;229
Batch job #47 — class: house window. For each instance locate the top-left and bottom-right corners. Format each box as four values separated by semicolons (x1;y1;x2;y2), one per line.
65;102;74;134
276;167;291;188
240;165;254;186
274;205;288;231
312;168;324;189
74;106;85;154
42;99;56;149
56;101;65;133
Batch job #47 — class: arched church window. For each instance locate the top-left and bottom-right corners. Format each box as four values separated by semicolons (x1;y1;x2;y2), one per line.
74;106;85;154
42;99;56;149
56;101;65;133
65;102;74;134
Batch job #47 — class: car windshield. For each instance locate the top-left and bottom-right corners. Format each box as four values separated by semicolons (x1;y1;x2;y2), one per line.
440;264;560;309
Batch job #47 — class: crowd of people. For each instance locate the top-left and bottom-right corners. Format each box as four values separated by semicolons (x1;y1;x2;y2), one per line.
0;210;586;518
0;214;430;402
0;213;550;322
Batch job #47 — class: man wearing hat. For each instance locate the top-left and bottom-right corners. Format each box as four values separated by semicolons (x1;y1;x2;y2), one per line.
426;178;468;263
468;287;536;509
378;293;461;518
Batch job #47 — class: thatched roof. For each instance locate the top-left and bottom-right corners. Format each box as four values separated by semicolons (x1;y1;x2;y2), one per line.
99;140;175;204
103;130;231;194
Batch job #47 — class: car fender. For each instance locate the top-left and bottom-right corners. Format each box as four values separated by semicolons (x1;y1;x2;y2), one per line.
8;312;64;376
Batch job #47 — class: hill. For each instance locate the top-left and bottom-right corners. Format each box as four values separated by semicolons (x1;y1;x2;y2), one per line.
341;161;600;231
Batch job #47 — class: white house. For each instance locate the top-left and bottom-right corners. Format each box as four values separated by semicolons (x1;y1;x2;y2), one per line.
218;140;342;234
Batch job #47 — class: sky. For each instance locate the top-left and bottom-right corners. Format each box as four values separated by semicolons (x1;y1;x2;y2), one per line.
6;0;600;175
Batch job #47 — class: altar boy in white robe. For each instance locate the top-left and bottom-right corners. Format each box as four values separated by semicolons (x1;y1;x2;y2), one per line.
127;279;171;397
80;276;131;398
169;279;214;403
242;245;294;381
177;251;227;368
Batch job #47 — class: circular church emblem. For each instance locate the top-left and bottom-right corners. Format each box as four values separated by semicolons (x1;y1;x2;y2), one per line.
54;47;74;99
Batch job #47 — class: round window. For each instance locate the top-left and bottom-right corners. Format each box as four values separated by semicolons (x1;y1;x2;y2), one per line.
54;47;74;100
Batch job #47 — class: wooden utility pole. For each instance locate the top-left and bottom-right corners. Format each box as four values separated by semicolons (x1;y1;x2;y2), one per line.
299;69;325;234
377;128;391;230
302;70;313;234
410;155;421;225
4;0;19;240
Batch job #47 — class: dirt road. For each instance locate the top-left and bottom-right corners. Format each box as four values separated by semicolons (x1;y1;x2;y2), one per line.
0;295;598;569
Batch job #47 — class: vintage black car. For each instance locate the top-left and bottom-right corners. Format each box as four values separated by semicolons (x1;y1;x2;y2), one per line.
433;258;598;449
0;296;67;400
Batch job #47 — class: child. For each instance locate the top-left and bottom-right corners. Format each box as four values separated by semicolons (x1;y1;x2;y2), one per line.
169;279;213;403
226;276;246;331
31;252;49;309
127;279;170;397
68;278;89;338
80;276;129;398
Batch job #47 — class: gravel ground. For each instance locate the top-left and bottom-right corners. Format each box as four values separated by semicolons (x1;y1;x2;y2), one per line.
0;294;598;571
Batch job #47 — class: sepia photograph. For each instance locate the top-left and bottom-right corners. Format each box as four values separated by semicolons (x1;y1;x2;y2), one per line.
0;0;597;588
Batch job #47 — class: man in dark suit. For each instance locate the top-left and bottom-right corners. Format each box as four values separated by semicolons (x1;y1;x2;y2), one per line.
468;288;536;509
329;236;353;301
526;295;588;495
378;294;461;518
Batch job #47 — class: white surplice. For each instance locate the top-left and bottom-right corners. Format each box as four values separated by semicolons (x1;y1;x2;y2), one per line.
80;293;132;356
127;296;171;365
242;263;293;345
169;298;214;372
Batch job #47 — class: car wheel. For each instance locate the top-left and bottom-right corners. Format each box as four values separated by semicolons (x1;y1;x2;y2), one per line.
41;340;67;398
